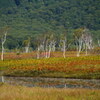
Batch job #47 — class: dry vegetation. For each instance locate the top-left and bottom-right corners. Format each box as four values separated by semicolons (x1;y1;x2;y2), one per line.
0;83;100;100
0;52;100;79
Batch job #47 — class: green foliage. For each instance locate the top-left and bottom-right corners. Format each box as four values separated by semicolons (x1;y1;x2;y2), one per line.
0;0;99;49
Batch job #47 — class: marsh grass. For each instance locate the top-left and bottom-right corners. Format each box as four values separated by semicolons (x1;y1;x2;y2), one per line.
0;83;100;100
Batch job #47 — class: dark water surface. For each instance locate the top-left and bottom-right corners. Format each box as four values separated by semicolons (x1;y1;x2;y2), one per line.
0;76;100;89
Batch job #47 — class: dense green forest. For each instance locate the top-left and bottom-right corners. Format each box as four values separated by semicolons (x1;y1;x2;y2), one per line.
0;0;100;50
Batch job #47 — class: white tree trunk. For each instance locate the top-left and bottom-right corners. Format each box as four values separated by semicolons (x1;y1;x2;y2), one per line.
76;45;80;57
98;40;100;47
76;39;83;57
1;33;7;61
37;46;40;59
45;44;48;58
25;42;30;53
52;42;56;52
48;44;52;58
85;45;88;56
41;44;45;58
25;46;29;53
1;42;4;61
63;41;66;58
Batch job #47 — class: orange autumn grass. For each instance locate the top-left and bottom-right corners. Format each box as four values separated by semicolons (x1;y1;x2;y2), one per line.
0;55;100;78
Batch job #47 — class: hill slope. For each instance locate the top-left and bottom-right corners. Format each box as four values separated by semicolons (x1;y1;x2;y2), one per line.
0;0;100;49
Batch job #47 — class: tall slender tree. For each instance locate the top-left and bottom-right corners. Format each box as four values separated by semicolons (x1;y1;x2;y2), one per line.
0;27;9;61
74;28;84;57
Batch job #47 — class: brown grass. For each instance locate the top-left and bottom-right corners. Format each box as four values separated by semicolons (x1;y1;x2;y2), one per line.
0;83;100;100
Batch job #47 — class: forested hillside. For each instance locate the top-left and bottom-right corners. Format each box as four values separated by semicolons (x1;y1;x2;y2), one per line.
0;0;100;49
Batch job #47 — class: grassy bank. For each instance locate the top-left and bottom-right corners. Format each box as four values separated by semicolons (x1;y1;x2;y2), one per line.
0;55;100;79
0;83;100;100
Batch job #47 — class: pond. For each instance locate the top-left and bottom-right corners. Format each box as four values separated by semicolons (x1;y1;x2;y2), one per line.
0;76;100;89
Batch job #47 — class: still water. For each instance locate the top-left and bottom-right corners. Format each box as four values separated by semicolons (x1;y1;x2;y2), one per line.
0;76;100;89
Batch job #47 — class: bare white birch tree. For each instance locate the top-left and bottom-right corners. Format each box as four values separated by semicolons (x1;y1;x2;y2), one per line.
47;34;56;58
74;28;84;57
52;40;56;52
1;32;7;60
74;28;93;57
76;37;83;57
82;28;93;56
23;37;30;53
60;33;67;58
43;33;54;58
37;46;40;59
35;34;46;59
0;27;9;61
